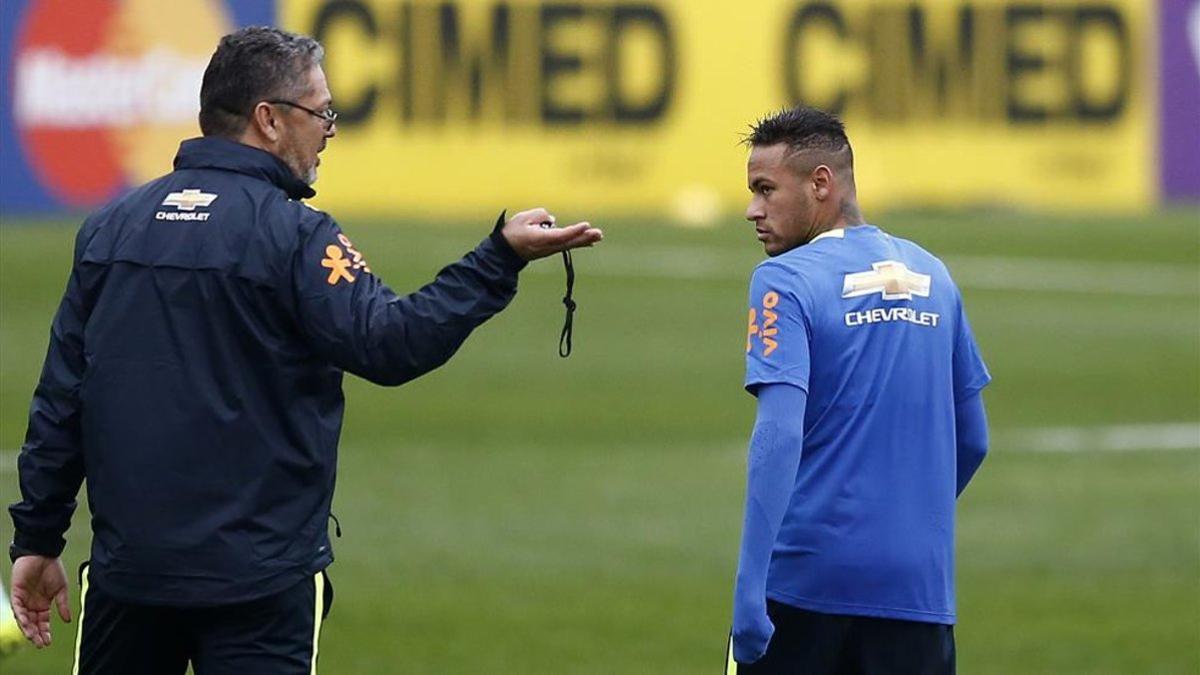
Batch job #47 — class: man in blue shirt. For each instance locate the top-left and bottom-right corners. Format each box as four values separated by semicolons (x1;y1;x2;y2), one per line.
727;107;990;674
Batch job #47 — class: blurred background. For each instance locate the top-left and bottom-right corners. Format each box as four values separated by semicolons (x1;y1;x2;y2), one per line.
1;0;1197;672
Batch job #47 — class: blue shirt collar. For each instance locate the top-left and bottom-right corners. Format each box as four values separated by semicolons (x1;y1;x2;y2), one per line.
173;136;316;201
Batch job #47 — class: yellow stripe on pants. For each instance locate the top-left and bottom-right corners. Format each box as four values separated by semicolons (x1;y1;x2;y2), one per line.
69;566;327;674
72;565;90;675
725;634;738;675
310;571;325;675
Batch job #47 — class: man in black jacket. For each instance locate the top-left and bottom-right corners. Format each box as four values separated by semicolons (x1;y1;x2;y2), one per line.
7;26;601;674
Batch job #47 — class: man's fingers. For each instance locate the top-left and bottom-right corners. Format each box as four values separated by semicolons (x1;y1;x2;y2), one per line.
32;609;51;647
574;227;603;243
562;226;603;250
547;222;599;240
15;607;36;641
510;207;551;225
55;588;72;622
536;226;601;255
546;222;590;238
11;586;52;647
501;213;601;260
545;224;603;252
11;596;35;635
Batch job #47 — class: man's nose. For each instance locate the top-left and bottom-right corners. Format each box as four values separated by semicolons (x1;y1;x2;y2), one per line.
745;200;763;222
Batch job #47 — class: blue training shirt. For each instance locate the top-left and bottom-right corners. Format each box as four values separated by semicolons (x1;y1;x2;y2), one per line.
744;224;990;624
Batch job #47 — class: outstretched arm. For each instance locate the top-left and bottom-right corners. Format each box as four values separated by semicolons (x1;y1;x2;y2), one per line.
292;209;602;386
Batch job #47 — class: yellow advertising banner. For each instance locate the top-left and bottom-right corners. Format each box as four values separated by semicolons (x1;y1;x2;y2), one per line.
281;0;1155;219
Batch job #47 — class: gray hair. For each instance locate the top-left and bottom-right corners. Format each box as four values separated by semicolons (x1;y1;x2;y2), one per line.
198;26;324;138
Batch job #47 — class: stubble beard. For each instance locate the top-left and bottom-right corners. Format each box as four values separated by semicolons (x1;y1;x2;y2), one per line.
281;141;318;186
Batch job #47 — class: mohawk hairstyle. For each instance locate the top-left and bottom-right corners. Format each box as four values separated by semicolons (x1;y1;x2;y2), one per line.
743;106;853;166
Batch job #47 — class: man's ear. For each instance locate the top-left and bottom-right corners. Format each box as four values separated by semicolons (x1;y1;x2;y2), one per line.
250;102;280;143
811;165;834;201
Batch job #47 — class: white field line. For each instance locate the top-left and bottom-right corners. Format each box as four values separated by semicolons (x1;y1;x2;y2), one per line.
2;422;1195;474
1002;423;1200;453
947;256;1199;298
534;246;1199;297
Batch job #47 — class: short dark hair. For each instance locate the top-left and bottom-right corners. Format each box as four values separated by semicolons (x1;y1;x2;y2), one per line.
744;106;853;168
198;26;325;138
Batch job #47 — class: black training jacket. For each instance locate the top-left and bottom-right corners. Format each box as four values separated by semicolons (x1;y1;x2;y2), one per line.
10;136;526;606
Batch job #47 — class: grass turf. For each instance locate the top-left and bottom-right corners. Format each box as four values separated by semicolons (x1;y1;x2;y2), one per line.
1;209;1197;673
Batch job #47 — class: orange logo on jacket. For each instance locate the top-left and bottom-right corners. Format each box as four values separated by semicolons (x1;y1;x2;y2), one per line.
322;246;355;284
321;233;371;285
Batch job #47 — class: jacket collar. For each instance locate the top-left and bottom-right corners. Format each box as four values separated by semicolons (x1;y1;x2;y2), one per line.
173;136;316;200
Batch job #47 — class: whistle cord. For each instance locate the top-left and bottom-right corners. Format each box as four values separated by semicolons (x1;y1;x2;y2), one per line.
558;249;575;358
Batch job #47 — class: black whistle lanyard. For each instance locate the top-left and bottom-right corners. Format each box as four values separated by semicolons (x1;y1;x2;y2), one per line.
538;218;576;358
558;249;575;358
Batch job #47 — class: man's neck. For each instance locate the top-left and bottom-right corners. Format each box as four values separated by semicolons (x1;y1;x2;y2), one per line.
233;132;271;154
835;197;866;229
802;201;865;246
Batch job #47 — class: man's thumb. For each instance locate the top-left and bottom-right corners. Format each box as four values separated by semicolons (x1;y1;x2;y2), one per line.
55;589;72;623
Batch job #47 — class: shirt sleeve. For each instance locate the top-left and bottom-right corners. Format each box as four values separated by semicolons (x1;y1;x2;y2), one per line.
9;225;97;557
955;390;989;497
291;213;526;386
744;262;811;393
952;294;991;402
731;382;807;663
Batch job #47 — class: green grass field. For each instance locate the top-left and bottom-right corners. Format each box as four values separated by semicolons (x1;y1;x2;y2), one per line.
1;209;1197;673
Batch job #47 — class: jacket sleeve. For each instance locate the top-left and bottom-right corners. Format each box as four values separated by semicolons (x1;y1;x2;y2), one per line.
9;228;96;557
291;213;527;386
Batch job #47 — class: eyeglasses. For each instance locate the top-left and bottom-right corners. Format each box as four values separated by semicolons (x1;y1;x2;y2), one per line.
266;100;338;128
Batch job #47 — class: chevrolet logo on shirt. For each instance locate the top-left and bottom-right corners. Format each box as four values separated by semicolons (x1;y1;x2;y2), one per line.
161;189;218;211
842;261;931;300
